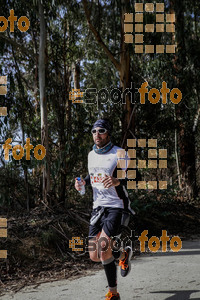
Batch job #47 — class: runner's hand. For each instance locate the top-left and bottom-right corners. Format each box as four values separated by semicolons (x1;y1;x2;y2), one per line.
101;174;120;188
75;178;86;191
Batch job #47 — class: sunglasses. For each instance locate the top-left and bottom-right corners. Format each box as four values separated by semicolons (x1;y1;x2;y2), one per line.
91;128;108;134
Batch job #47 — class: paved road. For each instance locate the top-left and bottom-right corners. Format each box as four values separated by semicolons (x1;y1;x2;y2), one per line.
1;240;200;300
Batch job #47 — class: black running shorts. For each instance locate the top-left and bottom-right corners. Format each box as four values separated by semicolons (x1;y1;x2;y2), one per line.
88;207;123;240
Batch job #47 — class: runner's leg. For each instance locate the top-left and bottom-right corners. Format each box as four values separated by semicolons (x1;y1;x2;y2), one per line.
88;231;101;262
99;229;118;295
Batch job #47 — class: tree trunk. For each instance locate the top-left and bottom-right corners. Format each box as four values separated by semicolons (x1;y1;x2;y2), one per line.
58;19;71;203
73;61;80;90
172;0;197;198
11;45;30;211
119;0;135;147
38;0;50;203
22;122;30;212
82;0;135;148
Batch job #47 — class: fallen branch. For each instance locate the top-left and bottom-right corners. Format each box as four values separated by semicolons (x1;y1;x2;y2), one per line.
68;210;90;226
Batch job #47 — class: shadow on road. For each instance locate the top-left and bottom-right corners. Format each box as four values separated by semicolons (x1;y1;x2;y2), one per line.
148;249;200;256
150;289;200;300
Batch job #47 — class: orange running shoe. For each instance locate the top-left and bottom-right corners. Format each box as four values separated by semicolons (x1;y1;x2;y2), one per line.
119;246;133;277
105;291;121;300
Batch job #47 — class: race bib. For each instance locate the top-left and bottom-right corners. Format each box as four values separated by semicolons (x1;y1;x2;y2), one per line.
90;173;109;189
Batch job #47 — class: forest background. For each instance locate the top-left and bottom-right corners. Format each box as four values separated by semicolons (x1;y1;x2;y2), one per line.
0;0;200;294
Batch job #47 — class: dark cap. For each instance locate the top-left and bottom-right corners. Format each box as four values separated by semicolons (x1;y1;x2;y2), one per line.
92;118;113;135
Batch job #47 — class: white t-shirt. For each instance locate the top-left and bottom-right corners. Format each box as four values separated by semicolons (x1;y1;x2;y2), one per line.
88;145;130;209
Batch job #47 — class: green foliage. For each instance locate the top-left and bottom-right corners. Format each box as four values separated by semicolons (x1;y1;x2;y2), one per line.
40;229;59;247
0;0;200;210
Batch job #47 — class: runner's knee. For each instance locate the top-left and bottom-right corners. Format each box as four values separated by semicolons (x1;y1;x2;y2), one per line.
88;238;99;262
98;234;112;261
89;251;100;262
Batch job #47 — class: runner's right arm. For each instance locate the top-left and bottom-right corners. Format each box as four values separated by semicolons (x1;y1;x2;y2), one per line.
74;177;86;191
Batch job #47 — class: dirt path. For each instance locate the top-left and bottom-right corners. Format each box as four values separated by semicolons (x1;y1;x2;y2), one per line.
1;239;200;300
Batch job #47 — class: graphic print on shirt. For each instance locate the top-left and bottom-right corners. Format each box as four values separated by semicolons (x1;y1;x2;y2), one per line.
90;167;110;189
88;146;130;209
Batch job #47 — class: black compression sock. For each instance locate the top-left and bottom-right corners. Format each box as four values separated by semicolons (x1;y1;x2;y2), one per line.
102;257;117;288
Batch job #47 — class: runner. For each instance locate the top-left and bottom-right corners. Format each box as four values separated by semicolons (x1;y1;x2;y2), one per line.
75;118;134;300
